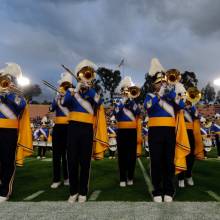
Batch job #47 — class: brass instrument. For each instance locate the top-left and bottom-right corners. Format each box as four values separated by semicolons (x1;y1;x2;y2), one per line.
186;87;201;105
77;66;96;84
121;86;140;98
0;75;23;96
0;75;11;88
166;69;181;84
128;86;141;98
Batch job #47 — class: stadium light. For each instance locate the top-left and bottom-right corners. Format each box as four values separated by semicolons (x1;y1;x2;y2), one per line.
213;78;220;86
17;76;30;87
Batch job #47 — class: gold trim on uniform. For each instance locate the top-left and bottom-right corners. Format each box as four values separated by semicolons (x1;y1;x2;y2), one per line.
185;122;193;130
148;117;176;127
0;119;18;128
55;116;68;124
69;112;94;124
117;121;137;129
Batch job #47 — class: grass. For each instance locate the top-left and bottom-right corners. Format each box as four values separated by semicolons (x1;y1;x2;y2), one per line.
10;148;220;202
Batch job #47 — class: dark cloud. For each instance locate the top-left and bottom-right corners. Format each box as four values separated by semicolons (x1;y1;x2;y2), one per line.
1;0;220;100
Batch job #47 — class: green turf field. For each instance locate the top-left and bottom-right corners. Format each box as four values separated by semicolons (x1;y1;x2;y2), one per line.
10;147;220;202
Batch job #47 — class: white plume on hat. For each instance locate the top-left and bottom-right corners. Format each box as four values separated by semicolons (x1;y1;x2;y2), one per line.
57;72;73;85
117;76;135;93
0;63;23;79
110;115;116;122
215;113;220;119
74;59;98;76
175;82;186;97
148;58;165;76
41;116;48;125
200;116;206;123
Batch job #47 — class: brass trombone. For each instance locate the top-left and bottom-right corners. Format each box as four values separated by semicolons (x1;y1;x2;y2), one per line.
166;69;181;84
186;87;201;105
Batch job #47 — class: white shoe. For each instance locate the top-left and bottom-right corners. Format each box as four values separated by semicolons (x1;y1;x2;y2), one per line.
217;156;220;159
78;195;87;203
68;194;78;203
0;196;8;203
164;195;173;202
50;182;61;189
153;196;162;203
186;177;194;186
63;179;69;186
42;156;46;159
119;181;126;187
178;180;185;188
109;156;112;159
36;156;41;160
127;180;133;186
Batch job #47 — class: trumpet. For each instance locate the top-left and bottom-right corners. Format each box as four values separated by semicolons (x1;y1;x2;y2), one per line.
166;69;181;84
186;86;201;105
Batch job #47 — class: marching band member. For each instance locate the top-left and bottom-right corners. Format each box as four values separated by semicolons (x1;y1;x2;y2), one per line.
211;114;220;159
178;101;199;187
114;76;141;187
34;117;50;159
144;59;185;202
201;118;213;159
142;116;149;158
108;115;117;159
0;63;30;203
49;72;73;189
62;59;106;203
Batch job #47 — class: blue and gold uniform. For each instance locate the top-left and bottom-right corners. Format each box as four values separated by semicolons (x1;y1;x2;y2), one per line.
50;94;69;185
114;98;140;184
178;105;199;185
211;122;220;157
62;59;103;202
144;82;184;199
0;92;26;199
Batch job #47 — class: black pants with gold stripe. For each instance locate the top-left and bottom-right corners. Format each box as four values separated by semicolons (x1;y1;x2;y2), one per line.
0;128;18;197
178;129;195;180
67;121;93;196
148;126;176;197
52;124;68;182
117;128;137;182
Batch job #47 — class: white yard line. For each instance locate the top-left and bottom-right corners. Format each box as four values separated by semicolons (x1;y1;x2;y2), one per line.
23;190;45;201
206;190;220;202
88;190;102;201
137;158;153;195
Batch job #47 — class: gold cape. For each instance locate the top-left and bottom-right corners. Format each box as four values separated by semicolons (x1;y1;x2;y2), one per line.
16;104;33;166
175;110;190;174
93;105;109;159
136;116;142;157
193;119;204;160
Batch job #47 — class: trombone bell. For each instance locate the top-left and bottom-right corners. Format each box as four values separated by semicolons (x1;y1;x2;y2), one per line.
166;69;181;84
128;86;141;98
186;87;201;105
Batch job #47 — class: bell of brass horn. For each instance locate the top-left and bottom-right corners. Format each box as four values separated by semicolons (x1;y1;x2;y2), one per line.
77;66;96;83
128;86;141;98
186;86;201;105
0;75;11;88
166;69;181;84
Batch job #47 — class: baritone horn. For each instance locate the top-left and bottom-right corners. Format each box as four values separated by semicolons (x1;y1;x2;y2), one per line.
186;87;201;105
166;69;181;84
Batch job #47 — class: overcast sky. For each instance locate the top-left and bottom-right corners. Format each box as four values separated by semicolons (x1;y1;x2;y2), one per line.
1;0;220;100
